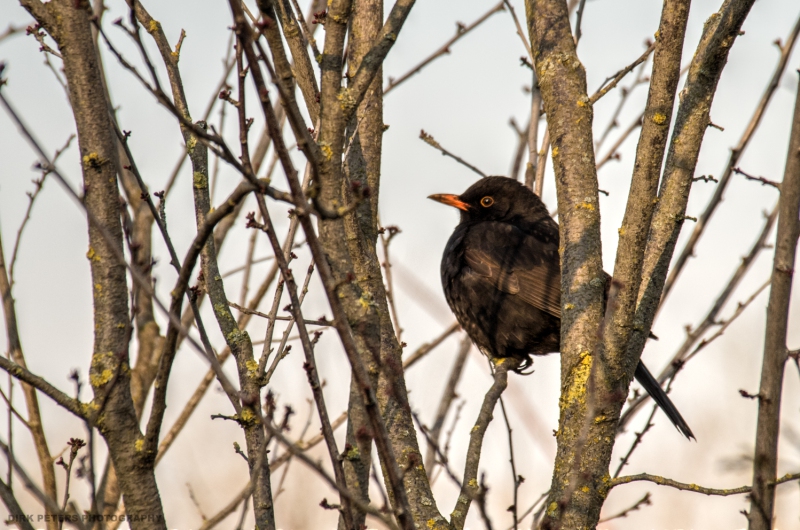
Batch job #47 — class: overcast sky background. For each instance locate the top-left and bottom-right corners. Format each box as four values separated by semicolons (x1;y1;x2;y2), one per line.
1;0;800;528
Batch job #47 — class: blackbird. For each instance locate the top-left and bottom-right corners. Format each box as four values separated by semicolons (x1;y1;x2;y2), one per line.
429;176;694;439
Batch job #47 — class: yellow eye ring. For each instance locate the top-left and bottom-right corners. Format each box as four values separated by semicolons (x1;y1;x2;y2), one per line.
480;196;494;207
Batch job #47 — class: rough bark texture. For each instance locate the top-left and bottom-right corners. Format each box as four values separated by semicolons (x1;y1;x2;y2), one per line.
633;0;755;367
747;75;800;530
340;0;385;527
524;0;755;528
604;0;691;395
312;0;444;527
261;0;321;121
524;1;606;527
19;1;167;527
191;135;276;530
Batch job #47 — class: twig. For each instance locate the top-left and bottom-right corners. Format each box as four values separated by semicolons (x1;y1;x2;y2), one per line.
573;0;588;44
509;118;529;181
533;128;549;198
384;1;506;94
0;438;84;530
597;492;651;523
260;419;401;530
186;483;208;522
56;438;85;530
526;76;543;192
239;211;259;307
596;114;642;170
9;134;75;287
411;411;470;492
613;402;659;478
434;399;465;487
589;41;655;105
503;0;533;61
507;490;547;530
594;47;651;151
227;300;330;326
451;358;518;530
289;0;321;59
424;335;470;478
0;24;25;43
419;129;487;177
380;224;403;341
732;166;781;190
684;279;771;363
402;322;461;369
498;397;521;530
619;203;778;431
610;472;800;495
748;68;800;529
661;13;800;304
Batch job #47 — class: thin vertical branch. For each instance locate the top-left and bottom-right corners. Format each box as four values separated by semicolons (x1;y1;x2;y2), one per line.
451;359;517;530
424;335;471;477
747;72;800;530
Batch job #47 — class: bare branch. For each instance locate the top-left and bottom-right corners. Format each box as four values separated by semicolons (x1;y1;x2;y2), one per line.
420;129;487;177
748;69;800;530
451;358;517;530
384;1;506;94
661;12;800;304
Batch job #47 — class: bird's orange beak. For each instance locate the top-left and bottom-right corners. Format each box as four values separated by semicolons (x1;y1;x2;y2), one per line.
428;193;470;211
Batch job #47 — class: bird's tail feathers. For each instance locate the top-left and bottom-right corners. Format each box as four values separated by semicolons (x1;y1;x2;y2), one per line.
633;361;695;440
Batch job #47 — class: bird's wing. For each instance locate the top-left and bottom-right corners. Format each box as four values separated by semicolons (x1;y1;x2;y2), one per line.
463;221;562;318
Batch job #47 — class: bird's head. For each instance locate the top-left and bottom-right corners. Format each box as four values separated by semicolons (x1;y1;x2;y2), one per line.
428;176;550;225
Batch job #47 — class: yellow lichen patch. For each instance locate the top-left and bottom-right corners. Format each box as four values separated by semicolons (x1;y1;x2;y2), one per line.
345;445;360;460
575;201;595;211
90;368;114;387
546;501;559;517
581;486;590;493
652;113;667;125
135;438;144;452
226;329;249;345
468;478;479;489
560;351;592;409
564;303;574;310
239;408;255;424
186;136;197;152
82;153;104;169
552;146;559;157
86;247;101;262
148;19;160;34
193;171;207;189
319;142;333;160
337;88;356;111
358;292;374;311
81;401;100;417
594;414;607;424
246;359;258;377
618;226;626;236
94;283;103;292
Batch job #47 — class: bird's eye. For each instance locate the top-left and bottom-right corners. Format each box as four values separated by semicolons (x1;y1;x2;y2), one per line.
480;196;494;207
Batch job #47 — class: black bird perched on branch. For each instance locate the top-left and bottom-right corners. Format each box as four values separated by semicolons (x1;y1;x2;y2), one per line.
429;176;694;439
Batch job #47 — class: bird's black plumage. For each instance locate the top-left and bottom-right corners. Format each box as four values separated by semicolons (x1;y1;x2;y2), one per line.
429;176;694;439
